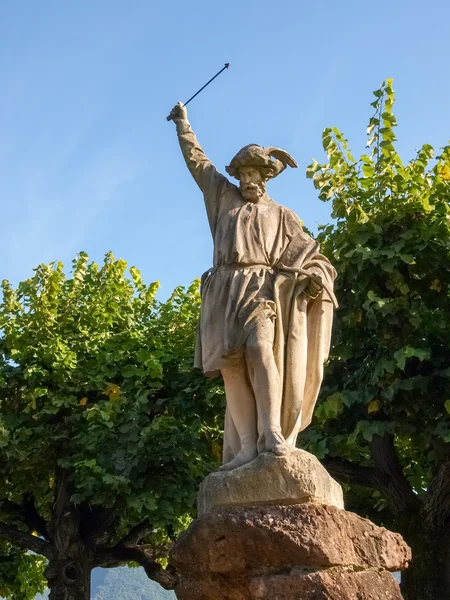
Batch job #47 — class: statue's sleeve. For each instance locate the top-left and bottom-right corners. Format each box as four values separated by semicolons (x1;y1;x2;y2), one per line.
278;210;338;307
176;119;231;234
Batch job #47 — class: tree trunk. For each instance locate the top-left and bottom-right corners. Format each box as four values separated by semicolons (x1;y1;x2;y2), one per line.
46;556;91;600
401;527;450;600
46;468;93;600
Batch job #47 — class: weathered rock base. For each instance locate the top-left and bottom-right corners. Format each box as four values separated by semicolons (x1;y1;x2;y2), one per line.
170;504;410;600
175;567;402;600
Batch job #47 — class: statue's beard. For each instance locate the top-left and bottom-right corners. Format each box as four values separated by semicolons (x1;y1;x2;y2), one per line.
240;183;265;203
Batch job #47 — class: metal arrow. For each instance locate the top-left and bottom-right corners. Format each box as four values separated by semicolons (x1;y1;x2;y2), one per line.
166;63;230;121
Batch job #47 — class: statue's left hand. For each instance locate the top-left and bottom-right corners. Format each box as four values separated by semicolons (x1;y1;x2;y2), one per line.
304;276;323;299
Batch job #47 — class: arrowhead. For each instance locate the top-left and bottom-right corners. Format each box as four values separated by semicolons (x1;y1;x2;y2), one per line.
225;63;230;68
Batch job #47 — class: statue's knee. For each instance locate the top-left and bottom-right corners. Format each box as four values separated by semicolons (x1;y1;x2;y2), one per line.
246;339;273;367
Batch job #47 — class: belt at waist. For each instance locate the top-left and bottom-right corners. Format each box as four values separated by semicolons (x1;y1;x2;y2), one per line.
200;265;338;308
200;264;274;287
215;263;274;272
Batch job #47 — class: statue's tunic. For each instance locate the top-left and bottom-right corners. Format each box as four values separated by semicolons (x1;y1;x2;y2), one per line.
176;120;337;454
177;121;302;373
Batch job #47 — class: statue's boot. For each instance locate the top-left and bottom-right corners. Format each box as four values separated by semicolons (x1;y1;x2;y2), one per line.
264;430;291;456
220;437;257;471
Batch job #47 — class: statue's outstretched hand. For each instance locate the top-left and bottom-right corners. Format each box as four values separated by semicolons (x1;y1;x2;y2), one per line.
167;102;188;123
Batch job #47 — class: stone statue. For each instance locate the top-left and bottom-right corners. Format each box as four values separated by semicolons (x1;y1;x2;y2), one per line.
169;102;337;471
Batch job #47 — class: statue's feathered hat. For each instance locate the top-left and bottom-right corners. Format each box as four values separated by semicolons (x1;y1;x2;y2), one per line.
226;144;298;180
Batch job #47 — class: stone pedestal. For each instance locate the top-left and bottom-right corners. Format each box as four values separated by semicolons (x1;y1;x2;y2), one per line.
170;452;411;599
198;449;344;516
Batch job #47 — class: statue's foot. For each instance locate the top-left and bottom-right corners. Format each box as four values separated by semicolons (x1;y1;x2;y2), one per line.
219;447;258;472
265;431;291;456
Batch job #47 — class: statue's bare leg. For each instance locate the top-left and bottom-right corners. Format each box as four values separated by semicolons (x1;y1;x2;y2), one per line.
220;358;258;471
245;319;291;455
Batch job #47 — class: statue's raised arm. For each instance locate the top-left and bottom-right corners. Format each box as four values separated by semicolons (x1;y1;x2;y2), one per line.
168;102;231;235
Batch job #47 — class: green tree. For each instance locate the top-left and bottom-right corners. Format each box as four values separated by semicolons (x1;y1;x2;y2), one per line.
0;253;223;600
302;80;450;599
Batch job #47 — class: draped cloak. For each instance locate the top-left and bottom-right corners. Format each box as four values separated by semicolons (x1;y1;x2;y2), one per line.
176;121;337;461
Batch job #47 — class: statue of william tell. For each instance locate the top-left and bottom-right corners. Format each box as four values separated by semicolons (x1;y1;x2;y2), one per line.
169;102;337;472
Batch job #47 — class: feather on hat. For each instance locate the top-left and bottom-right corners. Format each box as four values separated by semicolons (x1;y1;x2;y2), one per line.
226;144;298;180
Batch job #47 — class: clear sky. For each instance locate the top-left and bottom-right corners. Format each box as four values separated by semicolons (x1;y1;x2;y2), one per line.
1;0;449;297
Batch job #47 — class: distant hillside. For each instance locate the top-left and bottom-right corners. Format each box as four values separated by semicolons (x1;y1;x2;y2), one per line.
95;567;175;600
34;567;175;600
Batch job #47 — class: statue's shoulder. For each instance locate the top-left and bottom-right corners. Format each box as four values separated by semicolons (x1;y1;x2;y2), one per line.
277;204;305;230
267;200;295;215
220;175;239;195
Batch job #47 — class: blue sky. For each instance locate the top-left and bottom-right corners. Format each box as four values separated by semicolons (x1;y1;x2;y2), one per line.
1;0;449;297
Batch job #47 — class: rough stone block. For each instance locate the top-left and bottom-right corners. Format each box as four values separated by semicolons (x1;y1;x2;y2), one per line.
175;569;404;600
170;504;410;599
198;449;344;516
172;505;411;574
249;568;404;600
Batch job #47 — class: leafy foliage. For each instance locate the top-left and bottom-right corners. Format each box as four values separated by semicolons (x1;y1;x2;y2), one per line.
0;253;223;593
302;80;450;597
0;542;46;600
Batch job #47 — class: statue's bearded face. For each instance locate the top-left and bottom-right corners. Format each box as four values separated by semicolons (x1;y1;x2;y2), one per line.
238;166;266;203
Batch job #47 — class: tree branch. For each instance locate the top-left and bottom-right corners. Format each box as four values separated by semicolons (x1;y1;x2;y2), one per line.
370;433;420;516
94;544;178;590
118;519;153;547
323;433;420;518
0;496;49;540
0;521;53;558
321;457;379;487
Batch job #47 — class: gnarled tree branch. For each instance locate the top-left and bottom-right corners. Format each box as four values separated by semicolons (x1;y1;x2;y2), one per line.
321;457;379;487
94;543;178;590
322;433;420;518
118;519;153;547
370;433;419;515
0;521;53;558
